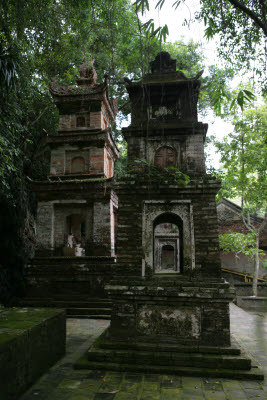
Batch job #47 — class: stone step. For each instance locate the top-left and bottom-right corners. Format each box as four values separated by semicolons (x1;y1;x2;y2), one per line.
74;355;264;380
31;256;115;264
18;298;112;318
87;346;251;370
20;299;111;308
53;295;110;300
61;301;111;308
68;315;111;320
98;340;241;355
67;308;111;316
20;295;110;300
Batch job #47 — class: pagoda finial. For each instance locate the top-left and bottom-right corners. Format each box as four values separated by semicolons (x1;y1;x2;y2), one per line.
150;51;176;74
77;59;97;86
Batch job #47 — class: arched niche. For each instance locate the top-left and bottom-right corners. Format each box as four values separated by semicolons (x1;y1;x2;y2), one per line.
153;213;183;274
154;146;176;169
76;115;86;127
71;157;85;174
142;201;195;277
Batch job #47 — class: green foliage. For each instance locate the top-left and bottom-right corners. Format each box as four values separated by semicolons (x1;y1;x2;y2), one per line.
164;39;205;77
162;40;235;117
114;140;128;178
137;0;267;89
134;0;150;14
198;1;267;88
0;0;164;303
219;230;265;260
150;22;169;42
0;40;18;94
215;103;267;293
215;104;267;213
230;89;256;111
200;65;234;116
127;158;190;186
137;0;266;106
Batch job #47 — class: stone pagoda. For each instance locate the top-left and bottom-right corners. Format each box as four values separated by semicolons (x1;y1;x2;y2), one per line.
81;52;263;379
28;60;119;299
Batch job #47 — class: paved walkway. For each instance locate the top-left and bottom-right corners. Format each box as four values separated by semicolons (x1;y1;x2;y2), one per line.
19;304;267;400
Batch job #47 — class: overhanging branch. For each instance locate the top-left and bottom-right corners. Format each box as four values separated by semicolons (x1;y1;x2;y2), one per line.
227;0;267;36
241;212;255;232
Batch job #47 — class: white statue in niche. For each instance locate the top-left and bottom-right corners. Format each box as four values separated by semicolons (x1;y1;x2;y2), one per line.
67;233;74;248
75;244;83;257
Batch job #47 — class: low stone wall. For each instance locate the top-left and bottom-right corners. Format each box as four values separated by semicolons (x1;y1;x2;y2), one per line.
236;296;267;311
235;283;267;297
0;307;65;400
222;273;267;296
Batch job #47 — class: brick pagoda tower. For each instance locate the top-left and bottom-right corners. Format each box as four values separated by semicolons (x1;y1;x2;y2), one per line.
82;52;263;379
28;60;119;299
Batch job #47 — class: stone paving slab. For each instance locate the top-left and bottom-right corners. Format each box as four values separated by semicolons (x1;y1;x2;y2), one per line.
18;304;267;400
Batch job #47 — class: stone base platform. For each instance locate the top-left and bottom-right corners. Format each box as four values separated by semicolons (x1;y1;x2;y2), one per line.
74;276;264;380
74;330;264;380
106;277;236;347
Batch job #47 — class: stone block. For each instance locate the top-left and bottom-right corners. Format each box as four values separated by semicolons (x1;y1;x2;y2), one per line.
0;308;66;400
136;305;201;340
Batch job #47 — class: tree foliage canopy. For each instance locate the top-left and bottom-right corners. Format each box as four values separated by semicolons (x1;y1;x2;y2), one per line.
198;0;267;72
215;103;267;295
219;230;265;260
136;0;267;92
216;104;267;213
0;0;162;303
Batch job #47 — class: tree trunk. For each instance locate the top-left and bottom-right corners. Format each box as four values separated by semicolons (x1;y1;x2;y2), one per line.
252;233;260;297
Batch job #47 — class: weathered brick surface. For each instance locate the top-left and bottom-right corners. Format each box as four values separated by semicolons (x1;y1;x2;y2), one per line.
125;131;206;174
36;202;55;252
57;106;111;131
104;53;234;349
50;145;111;176
106;277;234;345
25;257;116;297
114;178;221;278
185;134;205;173
59;113;90;130
89;146;104;173
34;184;118;257
90;111;102;129
65;149;90;174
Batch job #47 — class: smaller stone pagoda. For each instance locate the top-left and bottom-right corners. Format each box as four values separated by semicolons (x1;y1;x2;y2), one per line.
27;61;119;300
32;60;119;258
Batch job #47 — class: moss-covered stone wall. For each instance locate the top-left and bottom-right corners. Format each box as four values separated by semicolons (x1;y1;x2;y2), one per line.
0;308;65;400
